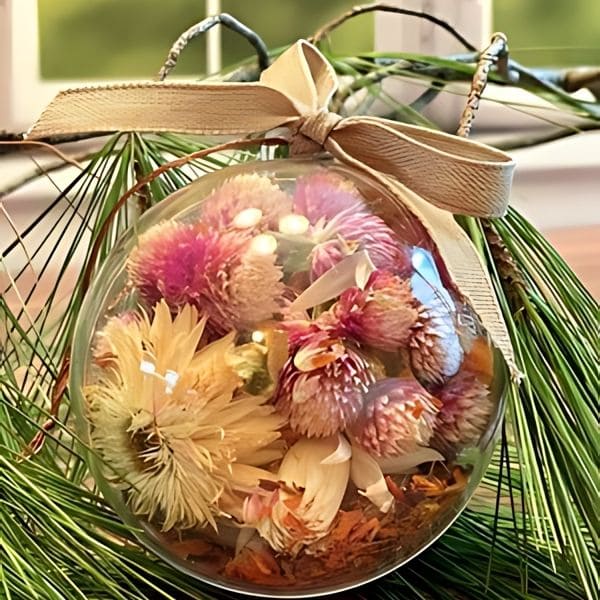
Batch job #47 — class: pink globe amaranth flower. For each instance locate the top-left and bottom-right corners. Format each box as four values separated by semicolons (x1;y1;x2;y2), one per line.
335;211;412;275
351;377;440;458
309;238;349;279
277;319;323;351
431;370;493;451
127;221;284;337
273;330;375;437
409;294;464;386
292;169;412;279
127;221;224;308
309;209;412;280
332;270;419;351
293;169;366;224
201;174;292;231
228;248;285;331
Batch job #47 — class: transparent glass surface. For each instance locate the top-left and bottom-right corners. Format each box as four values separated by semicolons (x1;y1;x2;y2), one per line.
71;159;506;597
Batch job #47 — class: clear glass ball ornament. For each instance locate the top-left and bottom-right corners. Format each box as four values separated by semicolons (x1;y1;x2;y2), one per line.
71;159;506;597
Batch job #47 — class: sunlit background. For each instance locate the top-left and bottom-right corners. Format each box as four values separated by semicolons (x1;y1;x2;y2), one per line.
37;0;600;79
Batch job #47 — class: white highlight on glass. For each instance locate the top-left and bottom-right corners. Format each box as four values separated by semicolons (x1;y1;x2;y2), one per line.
233;207;263;229
139;359;156;374
278;213;310;235
249;233;278;255
164;369;180;394
251;330;266;344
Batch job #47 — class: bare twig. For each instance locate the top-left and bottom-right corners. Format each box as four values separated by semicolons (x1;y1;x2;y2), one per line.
0;140;85;170
157;13;269;81
457;33;509;138
310;2;477;52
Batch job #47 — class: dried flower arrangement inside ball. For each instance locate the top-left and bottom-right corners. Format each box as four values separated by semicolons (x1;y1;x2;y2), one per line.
71;160;505;597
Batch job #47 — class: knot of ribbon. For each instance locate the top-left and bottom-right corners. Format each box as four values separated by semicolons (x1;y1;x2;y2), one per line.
292;109;342;155
26;39;518;374
27;40;515;219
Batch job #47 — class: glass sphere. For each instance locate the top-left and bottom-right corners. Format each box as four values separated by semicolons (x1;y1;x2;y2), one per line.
71;159;505;597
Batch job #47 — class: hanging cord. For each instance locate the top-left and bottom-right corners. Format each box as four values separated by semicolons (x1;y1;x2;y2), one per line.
310;2;477;51
157;13;270;81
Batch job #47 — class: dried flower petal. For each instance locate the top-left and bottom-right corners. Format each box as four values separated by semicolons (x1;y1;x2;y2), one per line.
350;444;395;513
225;543;289;585
461;336;495;384
289;250;375;313
411;466;468;497
248;436;351;555
351;378;440;457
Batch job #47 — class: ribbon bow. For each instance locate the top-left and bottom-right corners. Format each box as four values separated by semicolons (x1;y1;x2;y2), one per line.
28;41;514;218
27;40;517;374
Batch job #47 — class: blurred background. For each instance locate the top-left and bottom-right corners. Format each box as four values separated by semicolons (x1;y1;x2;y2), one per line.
1;0;599;298
37;0;600;78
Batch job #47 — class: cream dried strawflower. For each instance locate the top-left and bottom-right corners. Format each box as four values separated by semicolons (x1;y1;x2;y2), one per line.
86;301;283;531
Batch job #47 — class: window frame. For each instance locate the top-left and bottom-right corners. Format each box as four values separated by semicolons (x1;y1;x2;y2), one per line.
0;0;223;133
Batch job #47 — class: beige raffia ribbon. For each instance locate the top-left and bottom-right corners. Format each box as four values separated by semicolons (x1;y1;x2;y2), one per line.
27;40;518;376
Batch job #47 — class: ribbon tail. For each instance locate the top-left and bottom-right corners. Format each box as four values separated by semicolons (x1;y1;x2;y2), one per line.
325;135;518;378
329;117;515;218
26;82;300;140
398;185;519;379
